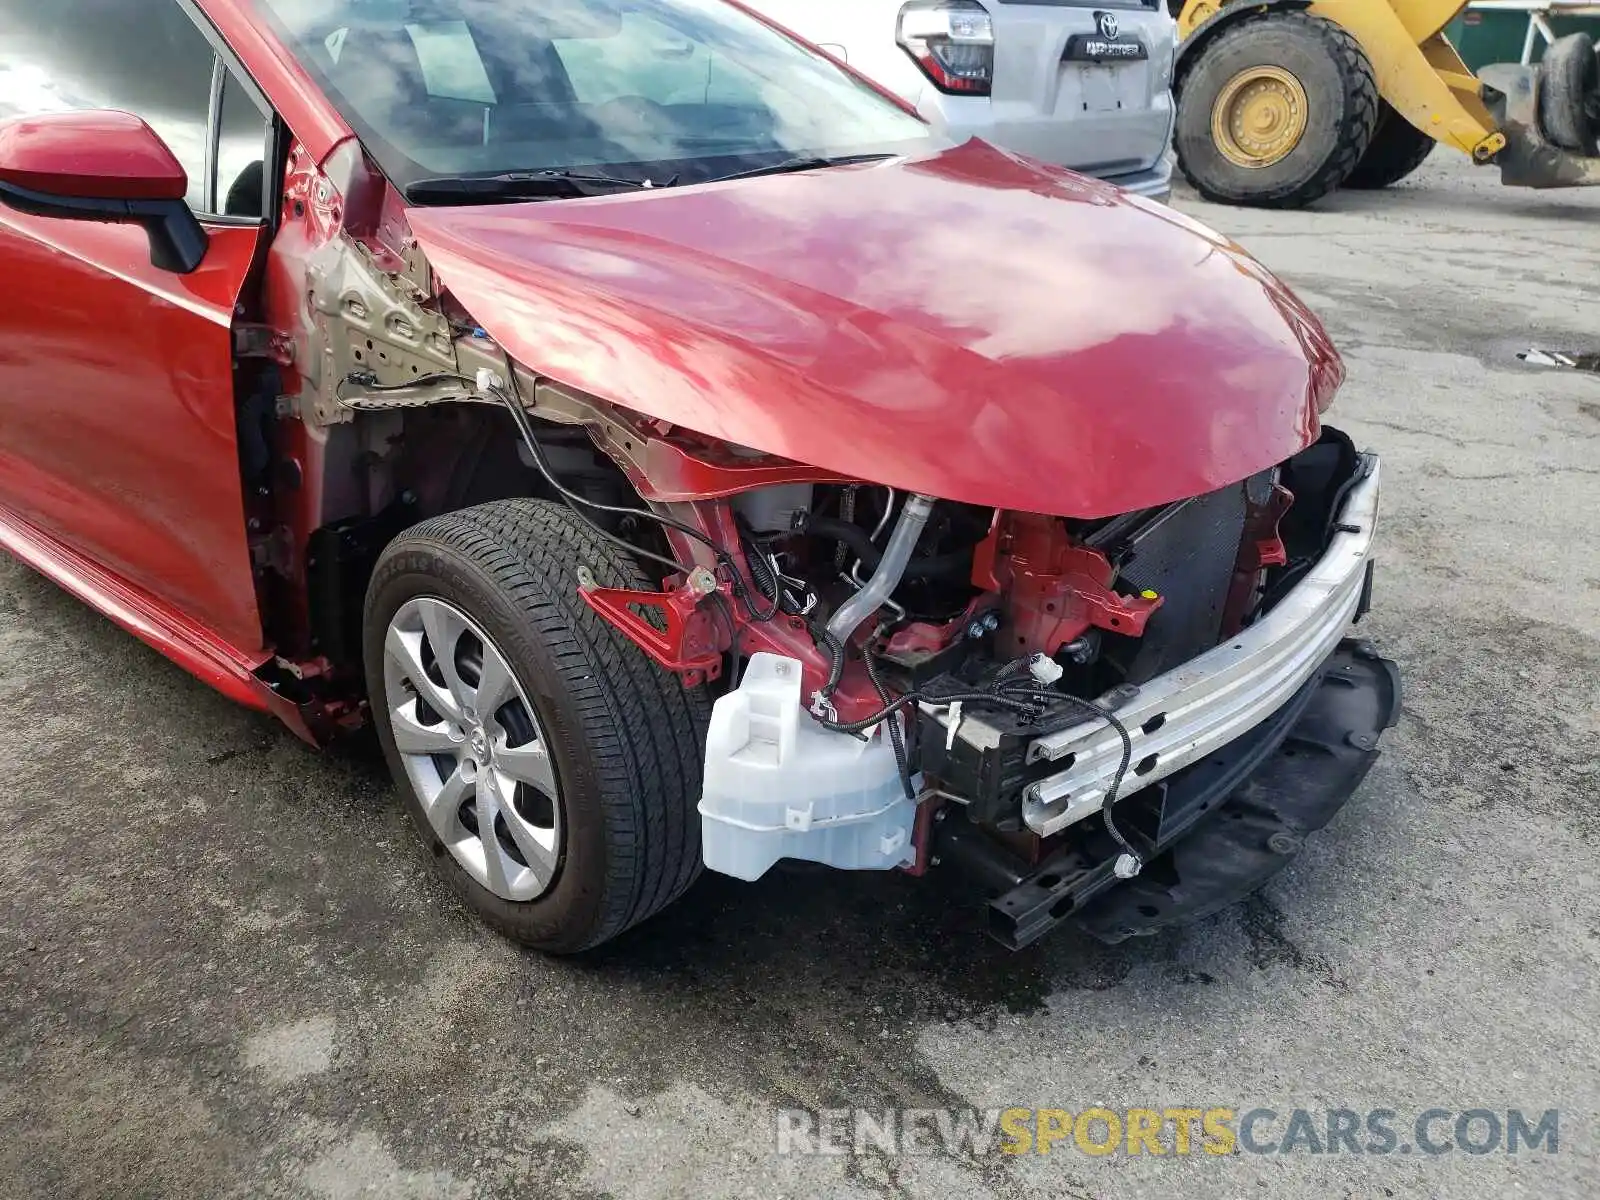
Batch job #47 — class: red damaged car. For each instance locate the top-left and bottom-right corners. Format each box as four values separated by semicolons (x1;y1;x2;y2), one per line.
0;0;1397;951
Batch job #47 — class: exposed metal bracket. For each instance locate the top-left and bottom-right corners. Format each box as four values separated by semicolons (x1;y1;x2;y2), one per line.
234;323;294;364
303;237;460;424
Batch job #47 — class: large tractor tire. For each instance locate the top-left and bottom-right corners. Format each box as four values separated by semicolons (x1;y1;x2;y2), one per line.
1344;101;1436;188
1175;11;1379;208
1537;32;1599;156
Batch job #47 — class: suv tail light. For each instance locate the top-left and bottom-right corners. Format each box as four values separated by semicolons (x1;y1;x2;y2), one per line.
897;1;995;96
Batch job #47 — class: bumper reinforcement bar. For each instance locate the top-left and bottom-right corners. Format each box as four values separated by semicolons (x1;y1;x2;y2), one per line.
1019;456;1382;837
937;639;1400;949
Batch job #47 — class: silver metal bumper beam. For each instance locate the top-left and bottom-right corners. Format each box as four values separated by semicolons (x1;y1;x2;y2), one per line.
1021;457;1382;838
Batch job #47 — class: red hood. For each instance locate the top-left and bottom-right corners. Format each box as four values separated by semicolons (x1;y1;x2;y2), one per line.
407;141;1338;518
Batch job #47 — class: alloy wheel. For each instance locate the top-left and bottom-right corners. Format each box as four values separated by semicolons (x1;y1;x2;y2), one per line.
382;596;562;901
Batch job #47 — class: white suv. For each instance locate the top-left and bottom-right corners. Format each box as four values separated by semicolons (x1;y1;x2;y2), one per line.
747;0;1177;200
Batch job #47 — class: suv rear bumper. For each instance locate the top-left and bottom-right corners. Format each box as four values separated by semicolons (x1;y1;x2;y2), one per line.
915;2;1178;196
1101;155;1173;202
924;95;1174;197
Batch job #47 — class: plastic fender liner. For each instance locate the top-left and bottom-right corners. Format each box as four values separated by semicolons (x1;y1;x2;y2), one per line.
948;638;1398;949
1073;640;1400;943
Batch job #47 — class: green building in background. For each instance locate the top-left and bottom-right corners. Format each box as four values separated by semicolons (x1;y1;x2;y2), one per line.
1445;1;1600;70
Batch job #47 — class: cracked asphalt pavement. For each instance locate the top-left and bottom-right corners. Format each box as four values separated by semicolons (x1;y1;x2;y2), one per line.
3;155;1598;1199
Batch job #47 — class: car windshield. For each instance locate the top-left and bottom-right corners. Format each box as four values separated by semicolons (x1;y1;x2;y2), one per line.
251;0;936;195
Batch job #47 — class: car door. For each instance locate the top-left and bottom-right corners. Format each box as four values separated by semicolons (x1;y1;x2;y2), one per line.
0;0;275;653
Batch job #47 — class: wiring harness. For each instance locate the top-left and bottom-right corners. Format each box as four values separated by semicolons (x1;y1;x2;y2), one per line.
343;367;1142;872
814;656;1143;871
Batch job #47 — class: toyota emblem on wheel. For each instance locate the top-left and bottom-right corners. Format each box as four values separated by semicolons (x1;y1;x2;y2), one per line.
1097;11;1119;39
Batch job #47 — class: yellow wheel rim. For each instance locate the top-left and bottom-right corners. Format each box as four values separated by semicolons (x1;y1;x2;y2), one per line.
1211;66;1309;168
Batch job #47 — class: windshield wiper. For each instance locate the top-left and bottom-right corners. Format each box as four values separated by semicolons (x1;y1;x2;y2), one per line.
404;169;668;205
703;152;898;184
407;155;895;203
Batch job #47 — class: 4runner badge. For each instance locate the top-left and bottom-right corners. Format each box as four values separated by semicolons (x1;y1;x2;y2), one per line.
1063;17;1148;62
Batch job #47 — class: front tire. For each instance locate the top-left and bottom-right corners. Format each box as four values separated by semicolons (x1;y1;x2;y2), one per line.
364;499;709;952
1175;12;1378;208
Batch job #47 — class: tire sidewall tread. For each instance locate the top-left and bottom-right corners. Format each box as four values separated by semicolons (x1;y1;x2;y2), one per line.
363;499;709;953
1175;11;1379;208
1343;100;1435;189
1538;32;1600;155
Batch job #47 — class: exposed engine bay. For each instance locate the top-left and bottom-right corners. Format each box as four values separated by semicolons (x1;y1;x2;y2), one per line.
317;338;1395;950
274;171;1397;951
339;359;1384;948
680;428;1392;948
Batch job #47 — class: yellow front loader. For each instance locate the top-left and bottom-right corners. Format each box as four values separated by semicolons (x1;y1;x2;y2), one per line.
1172;0;1600;205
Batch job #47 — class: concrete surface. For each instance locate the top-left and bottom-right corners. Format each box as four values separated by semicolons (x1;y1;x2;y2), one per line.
2;153;1598;1200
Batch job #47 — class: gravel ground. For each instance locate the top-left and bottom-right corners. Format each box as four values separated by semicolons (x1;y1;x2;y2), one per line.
2;153;1598;1200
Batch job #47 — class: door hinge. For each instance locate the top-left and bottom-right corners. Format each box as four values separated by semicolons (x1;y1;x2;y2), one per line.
235;324;295;365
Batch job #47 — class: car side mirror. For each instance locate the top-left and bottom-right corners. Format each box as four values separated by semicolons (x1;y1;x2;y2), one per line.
0;110;208;274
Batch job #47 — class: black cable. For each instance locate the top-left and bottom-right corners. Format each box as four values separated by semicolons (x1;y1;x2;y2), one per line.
339;368;699;576
817;628;847;698
337;370;478;397
797;514;974;582
348;368;793;685
989;657;1032;691
817;688;1044;736
863;635;913;801
518;463;689;576
722;561;780;623
485;377;782;629
710;591;741;688
493;383;720;557
807;646;1139;862
731;522;783;623
995;684;1140;865
741;527;783;606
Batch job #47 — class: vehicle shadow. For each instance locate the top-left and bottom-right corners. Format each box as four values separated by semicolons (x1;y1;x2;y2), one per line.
316;705;1366;1030
314;690;1157;1020
572;854;1175;1022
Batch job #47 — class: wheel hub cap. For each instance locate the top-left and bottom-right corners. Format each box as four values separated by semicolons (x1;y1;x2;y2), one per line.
382;597;563;902
1212;66;1309;168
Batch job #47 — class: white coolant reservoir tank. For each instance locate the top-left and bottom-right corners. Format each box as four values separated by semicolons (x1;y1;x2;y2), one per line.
699;653;916;881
